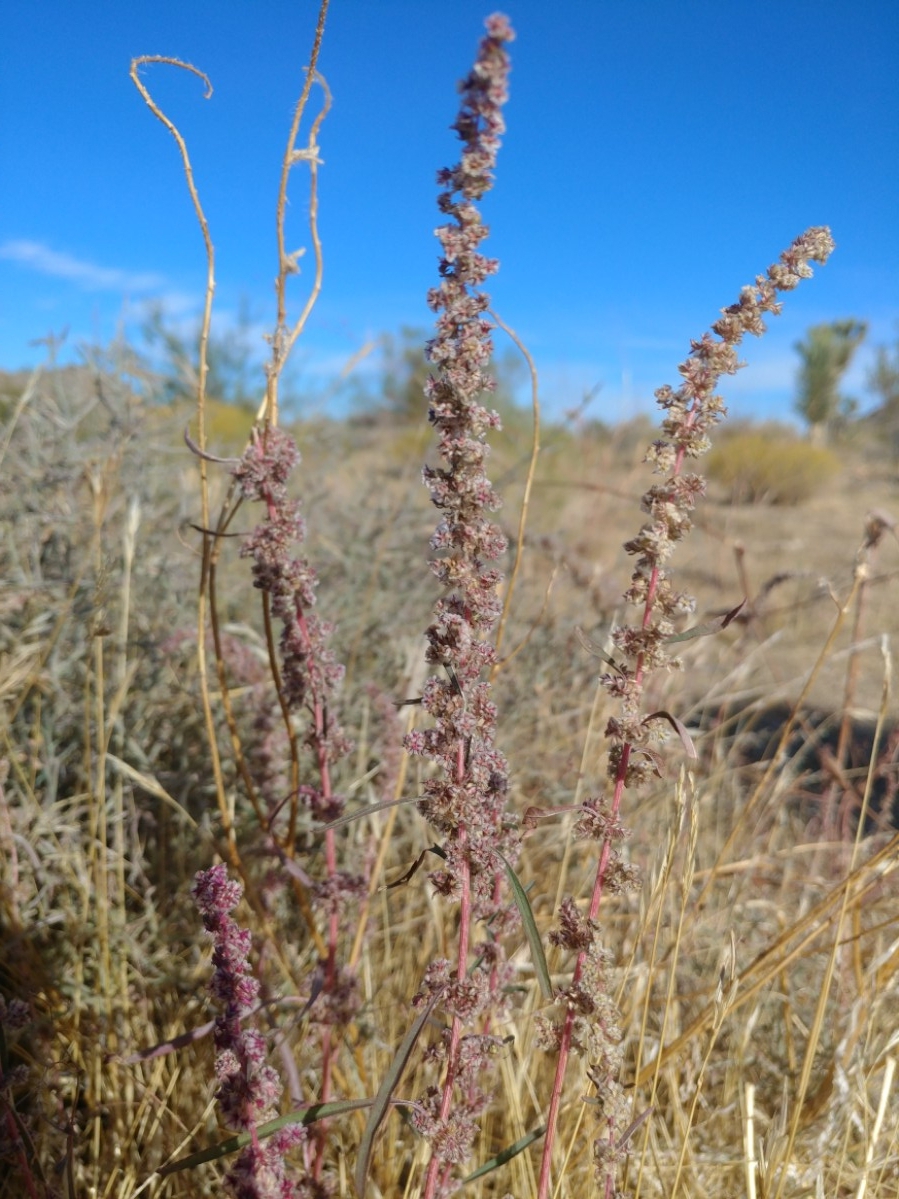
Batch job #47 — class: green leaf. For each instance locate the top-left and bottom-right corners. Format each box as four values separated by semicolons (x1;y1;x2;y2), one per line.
355;992;440;1198
156;1098;371;1177
461;1125;546;1184
497;852;554;1001
664;601;745;644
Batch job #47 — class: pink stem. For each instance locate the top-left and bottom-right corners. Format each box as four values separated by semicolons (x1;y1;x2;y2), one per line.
537;410;697;1198
422;742;472;1199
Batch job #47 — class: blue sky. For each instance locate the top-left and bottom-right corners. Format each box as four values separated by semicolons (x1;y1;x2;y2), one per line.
2;1;897;423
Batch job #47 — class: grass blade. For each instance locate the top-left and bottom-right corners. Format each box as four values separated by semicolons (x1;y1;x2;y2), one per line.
461;1125;545;1183
497;852;554;1001
157;1098;371;1177
355;991;440;1198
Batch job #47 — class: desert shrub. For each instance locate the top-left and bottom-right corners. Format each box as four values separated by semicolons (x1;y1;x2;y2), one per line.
706;429;839;503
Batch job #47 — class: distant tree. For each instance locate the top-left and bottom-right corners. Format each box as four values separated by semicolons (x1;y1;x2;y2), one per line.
866;327;899;415
141;298;264;411
793;319;867;442
377;326;431;421
355;325;525;423
865;324;899;459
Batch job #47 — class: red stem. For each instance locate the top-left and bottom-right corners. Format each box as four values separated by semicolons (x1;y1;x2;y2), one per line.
422;740;472;1199
537;409;696;1198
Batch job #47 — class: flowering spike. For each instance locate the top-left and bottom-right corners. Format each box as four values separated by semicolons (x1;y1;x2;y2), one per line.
193;865;307;1195
405;16;520;1189
537;228;835;1199
408;11;517;916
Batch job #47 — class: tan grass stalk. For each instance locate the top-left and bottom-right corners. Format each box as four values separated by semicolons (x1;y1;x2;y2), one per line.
487;306;541;677
827;515;895;836
129;55;233;863
695;567;865;912
268;7;331;422
0;365;41;473
631;779;697;1199
744;1082;758;1199
855;1055;896;1199
635;826;899;1088
669;934;738;1197
771;639;893;1199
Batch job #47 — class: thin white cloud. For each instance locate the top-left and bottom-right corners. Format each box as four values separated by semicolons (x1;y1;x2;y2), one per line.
0;239;164;292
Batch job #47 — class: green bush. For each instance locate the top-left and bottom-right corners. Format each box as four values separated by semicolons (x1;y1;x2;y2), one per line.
706;430;839;504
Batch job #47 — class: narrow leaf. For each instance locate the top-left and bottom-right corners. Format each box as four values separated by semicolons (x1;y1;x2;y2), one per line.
355;992;441;1199
575;625;619;668
497;852;554;1001
664;600;745;645
644;710;698;760
106;753;198;826
316;794;423;834
121;1018;214;1064
615;1105;653;1150
461;1125;546;1184
157;1098;371;1177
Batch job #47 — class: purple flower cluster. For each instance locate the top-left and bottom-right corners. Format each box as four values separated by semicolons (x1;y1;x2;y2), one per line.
192;864;307;1198
606;227;835;780
232;425;350;777
536;228;835;1197
407;9;517;920
402;16;519;1188
229;424;361;1186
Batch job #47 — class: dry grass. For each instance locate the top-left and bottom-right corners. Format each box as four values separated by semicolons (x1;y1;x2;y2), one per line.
1;363;897;1197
